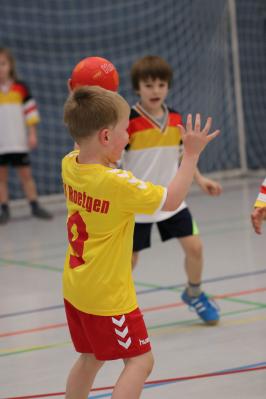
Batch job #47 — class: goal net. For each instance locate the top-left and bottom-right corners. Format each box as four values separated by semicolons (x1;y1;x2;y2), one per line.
0;0;264;199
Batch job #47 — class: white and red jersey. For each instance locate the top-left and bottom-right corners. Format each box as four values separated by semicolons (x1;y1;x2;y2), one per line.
122;103;186;223
0;80;40;154
254;178;266;208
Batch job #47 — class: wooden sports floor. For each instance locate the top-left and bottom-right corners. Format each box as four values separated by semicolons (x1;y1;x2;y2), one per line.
1;177;265;398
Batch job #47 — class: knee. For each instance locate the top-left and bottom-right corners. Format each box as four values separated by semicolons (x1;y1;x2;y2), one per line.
146;352;154;376
187;238;203;260
80;353;104;372
18;168;33;183
142;351;154;377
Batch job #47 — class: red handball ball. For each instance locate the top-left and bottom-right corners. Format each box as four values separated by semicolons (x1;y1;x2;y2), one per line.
70;56;119;92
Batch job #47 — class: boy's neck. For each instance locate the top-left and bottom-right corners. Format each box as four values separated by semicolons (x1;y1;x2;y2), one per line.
139;101;165;118
77;146;110;167
0;78;13;89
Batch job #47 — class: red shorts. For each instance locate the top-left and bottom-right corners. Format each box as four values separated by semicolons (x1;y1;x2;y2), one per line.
64;299;151;361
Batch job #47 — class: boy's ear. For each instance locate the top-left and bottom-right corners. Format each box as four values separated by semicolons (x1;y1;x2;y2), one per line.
98;128;110;145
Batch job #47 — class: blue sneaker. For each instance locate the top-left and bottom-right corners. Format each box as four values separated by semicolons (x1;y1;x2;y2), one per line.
181;290;220;325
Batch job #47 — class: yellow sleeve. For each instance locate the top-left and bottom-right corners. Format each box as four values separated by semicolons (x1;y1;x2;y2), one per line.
254;178;266;208
109;169;167;215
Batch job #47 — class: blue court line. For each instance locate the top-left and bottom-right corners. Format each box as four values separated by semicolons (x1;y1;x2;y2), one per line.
136;269;266;295
0;304;64;319
88;361;266;398
1;268;266;320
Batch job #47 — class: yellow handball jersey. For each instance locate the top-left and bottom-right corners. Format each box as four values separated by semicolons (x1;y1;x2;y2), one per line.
62;151;167;316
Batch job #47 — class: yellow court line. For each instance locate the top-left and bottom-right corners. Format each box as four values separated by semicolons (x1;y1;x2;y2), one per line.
149;313;266;338
1;314;266;356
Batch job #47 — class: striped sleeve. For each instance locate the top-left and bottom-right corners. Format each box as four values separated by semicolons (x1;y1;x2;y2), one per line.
254;178;266;208
18;82;40;126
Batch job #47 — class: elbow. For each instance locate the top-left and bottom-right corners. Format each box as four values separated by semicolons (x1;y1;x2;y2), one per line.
162;198;181;212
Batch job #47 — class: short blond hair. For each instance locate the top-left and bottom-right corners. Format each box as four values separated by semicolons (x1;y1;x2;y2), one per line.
64;86;130;143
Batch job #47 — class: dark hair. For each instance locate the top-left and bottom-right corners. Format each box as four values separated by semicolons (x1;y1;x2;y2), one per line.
0;47;18;80
131;55;173;90
64;86;129;143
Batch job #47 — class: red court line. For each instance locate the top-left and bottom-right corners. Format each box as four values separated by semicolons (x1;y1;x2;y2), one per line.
0;323;66;338
5;365;266;399
1;286;266;338
141;286;266;313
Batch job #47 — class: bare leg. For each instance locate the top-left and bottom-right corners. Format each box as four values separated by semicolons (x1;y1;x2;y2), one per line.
0;166;9;203
112;351;154;399
17;166;52;219
65;353;104;399
16;166;38;201
132;252;139;270
178;235;203;288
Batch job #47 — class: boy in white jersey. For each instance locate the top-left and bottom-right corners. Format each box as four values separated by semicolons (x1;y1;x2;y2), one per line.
123;55;222;325
62;85;219;399
251;178;266;234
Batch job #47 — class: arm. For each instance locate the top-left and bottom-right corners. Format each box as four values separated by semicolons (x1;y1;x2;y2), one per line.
251;178;266;234
251;207;266;235
27;125;38;150
194;167;222;196
162;114;220;211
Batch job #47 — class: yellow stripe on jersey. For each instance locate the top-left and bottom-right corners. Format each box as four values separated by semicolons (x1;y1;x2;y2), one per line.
129;126;182;150
255;200;266;208
26;113;40;126
0;91;22;104
62;152;166;316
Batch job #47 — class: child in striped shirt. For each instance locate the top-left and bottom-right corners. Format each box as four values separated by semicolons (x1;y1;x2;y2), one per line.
0;48;52;224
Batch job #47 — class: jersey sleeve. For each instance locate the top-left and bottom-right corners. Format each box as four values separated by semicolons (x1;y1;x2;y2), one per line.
108;169;167;215
254;178;266;208
18;81;40;126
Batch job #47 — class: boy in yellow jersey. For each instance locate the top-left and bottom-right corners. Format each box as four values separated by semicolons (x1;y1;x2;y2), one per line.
62;85;219;399
251;178;266;234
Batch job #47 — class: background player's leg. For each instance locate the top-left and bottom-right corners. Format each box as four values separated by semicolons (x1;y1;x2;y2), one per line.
17;166;52;219
0;166;10;224
179;235;219;325
65;353;104;399
179;235;203;294
112;351;154;399
17;165;38;201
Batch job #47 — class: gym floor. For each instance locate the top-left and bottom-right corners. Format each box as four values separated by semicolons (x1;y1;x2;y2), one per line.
1;177;265;398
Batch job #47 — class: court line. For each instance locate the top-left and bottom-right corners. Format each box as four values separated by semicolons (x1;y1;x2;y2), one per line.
4;362;266;399
1;267;266;320
141;286;266;313
135;268;266;294
0;323;67;338
1;286;266;338
149;311;266;336
0;257;62;273
1;308;266;357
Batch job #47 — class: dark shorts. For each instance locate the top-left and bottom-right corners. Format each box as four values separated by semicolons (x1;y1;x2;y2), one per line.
0;153;31;167
133;208;199;252
64;300;151;361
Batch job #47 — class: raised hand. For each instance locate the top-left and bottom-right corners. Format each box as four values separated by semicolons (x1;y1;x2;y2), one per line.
251;207;266;234
178;114;220;157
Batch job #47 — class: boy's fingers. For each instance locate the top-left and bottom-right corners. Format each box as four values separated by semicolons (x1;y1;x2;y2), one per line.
206;129;220;142
177;124;185;136
194;113;201;133
202;117;212;134
186;114;192;131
